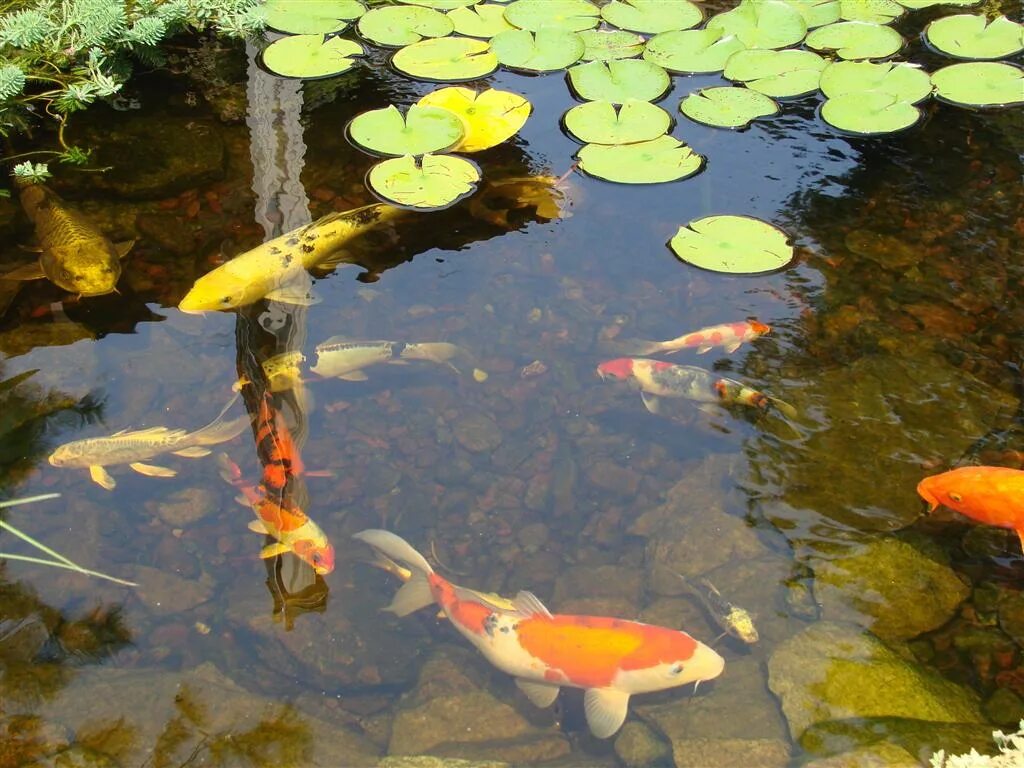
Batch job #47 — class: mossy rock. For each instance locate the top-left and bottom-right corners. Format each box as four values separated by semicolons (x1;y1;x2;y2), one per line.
801;742;921;767
800;718;997;762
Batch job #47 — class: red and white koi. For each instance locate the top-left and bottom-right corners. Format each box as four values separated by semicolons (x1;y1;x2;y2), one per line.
353;529;724;739
618;320;770;356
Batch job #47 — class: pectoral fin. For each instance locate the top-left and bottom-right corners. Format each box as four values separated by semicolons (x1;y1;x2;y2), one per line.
115;239;136;259
640;392;661;415
248;519;269;534
3;261;46;281
337;370;368;382
89;465;116;490
515;679;560;708
260;541;292;559
265;285;321;306
173;446;211;458
129;462;177;478
724;341;742;353
584;688;631;739
696;344;713;354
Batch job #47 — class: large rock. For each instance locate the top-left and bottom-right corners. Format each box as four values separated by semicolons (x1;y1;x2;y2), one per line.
802;742;922;767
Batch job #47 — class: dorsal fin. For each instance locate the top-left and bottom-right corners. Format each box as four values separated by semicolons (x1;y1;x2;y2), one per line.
513;590;552;618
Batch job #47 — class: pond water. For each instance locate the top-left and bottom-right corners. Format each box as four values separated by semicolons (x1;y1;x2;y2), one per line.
1;3;1023;767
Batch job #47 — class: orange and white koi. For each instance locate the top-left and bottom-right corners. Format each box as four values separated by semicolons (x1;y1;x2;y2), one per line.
917;466;1024;552
353;529;724;739
620;320;770;356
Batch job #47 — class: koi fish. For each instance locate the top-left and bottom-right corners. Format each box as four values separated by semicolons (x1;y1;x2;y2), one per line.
917;466;1024;552
617;320;770;356
675;574;758;644
310;338;470;381
48;397;248;490
233;351;306;393
3;182;134;297
353;529;724;739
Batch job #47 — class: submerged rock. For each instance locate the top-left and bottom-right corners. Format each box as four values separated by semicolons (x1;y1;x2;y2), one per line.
452;411;503;453
802;742;922;767
613;720;670;768
664;738;790;768
148;486;219;527
378;759;509;768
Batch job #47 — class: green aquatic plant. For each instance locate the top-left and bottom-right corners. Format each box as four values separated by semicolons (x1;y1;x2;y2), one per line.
264;0;365;35
568;58;671;102
391;35;498;80
366;153;480;209
348;103;465;156
680;86;779;129
490;28;584;72
930;61;1024;108
643;28;748;74
447;4;514;38
931;720;1024;767
600;0;703;35
503;0;600;33
669;215;794;274
925;14;1024;61
706;0;808;49
260;33;363;78
806;19;905;59
724;49;827;98
356;4;452;47
577;135;703;184
578;29;645;61
563;99;671;144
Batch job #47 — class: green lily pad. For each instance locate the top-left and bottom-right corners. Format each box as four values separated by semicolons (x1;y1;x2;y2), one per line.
578;29;646;61
840;0;903;24
503;0;601;32
567;59;671;102
897;0;979;8
367;153;480;210
669;215;794;275
805;20;903;59
577;135;704;184
821;91;922;134
680;86;779;128
781;0;840;29
264;0;365;34
706;0;808;50
643;28;748;74
724;49;826;98
348;104;465;156
357;5;453;47
563;99;671;144
261;34;364;79
931;62;1024;108
819;60;932;103
392;37;499;81
600;0;703;35
448;4;516;38
925;15;1024;61
402;0;479;8
490;28;585;72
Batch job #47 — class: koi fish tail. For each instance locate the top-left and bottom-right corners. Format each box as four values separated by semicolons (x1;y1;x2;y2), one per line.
353;529;436;617
187;394;249;447
601;338;663;356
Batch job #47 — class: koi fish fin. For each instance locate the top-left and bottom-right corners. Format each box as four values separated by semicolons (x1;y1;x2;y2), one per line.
513;590;553;619
173;446;211;458
265;285;321;306
188;412;249;447
584;688;631;739
115;239;136;259
386;576;436;617
768;397;798;419
1016;528;1024;554
353;529;437;616
129;462;177;478
640;392;661;415
337;370;369;382
89;465;116;490
515;679;560;708
696;345;713;354
248;519;269;534
260;542;291;559
724;341;742;354
235;493;252;508
2;262;46;281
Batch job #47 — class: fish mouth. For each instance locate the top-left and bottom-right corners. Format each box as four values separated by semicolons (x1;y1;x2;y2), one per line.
915;480;939;512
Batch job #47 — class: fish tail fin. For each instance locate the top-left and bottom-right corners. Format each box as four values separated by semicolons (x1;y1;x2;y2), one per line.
606;338;663;356
353;529;436;616
188;394;249;446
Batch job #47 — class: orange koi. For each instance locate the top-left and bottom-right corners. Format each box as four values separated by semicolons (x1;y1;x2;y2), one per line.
253;394;304;492
353;530;724;739
623;320;770;356
917;466;1024;551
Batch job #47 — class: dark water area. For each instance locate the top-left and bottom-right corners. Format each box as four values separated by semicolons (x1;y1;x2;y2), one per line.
1;5;1023;767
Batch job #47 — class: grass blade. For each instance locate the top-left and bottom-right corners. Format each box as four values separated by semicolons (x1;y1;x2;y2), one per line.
0;493;61;509
0;518;78;567
0;553;138;587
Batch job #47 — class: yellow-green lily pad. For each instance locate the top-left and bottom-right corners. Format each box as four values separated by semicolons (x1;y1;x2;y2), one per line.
261;34;364;79
925;15;1024;61
781;0;840;29
931;62;1024;108
840;0;903;24
392;37;499;81
818;60;931;103
643;28;748;74
578;29;646;62
600;0;703;34
347;104;465;156
568;58;671;102
367;153;480;210
706;0;808;50
563;99;671;144
806;20;903;59
357;5;453;47
417;86;532;152
669;215;794;274
821;91;922;134
680;86;779;129
724;49;826;98
503;0;601;32
448;4;516;38
265;0;365;34
490;28;585;72
577;135;703;184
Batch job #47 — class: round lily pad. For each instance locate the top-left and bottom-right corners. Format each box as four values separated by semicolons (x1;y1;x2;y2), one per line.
567;59;671;102
840;0;903;24
265;0;365;34
669;215;794;275
490;28;585;72
680;86;779;129
402;0;479;8
819;60;932;103
348;104;464;156
577;135;703;184
706;0;808;50
897;0;980;8
643;28;748;74
925;15;1023;61
600;0;703;35
448;4;515;38
782;0;840;29
357;5;452;47
392;37;499;81
578;29;646;61
724;49;826;98
821;91;922;134
261;34;364;79
367;154;480;210
931;62;1024;108
503;0;601;32
417;87;532;151
563;99;671;144
805;20;903;60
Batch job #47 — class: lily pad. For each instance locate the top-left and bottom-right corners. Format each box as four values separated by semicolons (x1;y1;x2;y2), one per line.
706;0;808;50
577;135;703;184
821;91;922;134
680;86;779;128
567;59;671;102
347;104;465;156
261;34;364;79
264;0;365;34
367;154;480;210
925;15;1024;61
643;28;748;74
805;20;903;60
931;62;1024;108
490;28;585;72
781;0;840;28
563;99;671;144
448;4;515;38
840;0;903;24
669;215;793;275
600;0;703;35
897;0;979;8
503;0;601;32
392;37;499;81
402;0;479;8
578;29;646;61
724;49;826;98
417;87;532;151
819;60;932;103
357;5;453;47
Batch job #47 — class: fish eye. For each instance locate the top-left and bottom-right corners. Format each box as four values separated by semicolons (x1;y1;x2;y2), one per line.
670;663;684;676
311;552;322;565
220;296;232;305
949;492;962;502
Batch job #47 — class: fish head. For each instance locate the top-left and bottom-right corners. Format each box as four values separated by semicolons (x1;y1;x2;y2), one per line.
916;476;943;512
178;268;250;313
596;358;635;381
47;444;76;467
43;244;121;296
727;609;759;644
654;634;725;691
292;536;335;575
749;320;771;336
917;470;979;516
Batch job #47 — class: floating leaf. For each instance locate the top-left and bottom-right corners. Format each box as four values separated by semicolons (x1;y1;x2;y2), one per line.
563;99;671;144
897;0;979;8
567;59;671;102
600;0;703;34
348;104;464;156
392;37;499;81
931;62;1024;108
578;29;646;61
805;20;903;59
448;4;515;38
706;0;807;50
503;0;601;32
643;28;748;74
490;28;585;72
261;34;364;79
925;15;1024;61
577;135;703;183
680;86;779;128
669;215;793;274
265;0;365;34
821;91;921;134
357;5;452;47
367;154;480;209
780;0;839;28
724;49;826;97
417;87;532;151
403;0;479;8
840;0;903;24
819;60;931;103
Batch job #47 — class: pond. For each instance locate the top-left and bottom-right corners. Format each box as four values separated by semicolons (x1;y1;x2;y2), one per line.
1;1;1023;766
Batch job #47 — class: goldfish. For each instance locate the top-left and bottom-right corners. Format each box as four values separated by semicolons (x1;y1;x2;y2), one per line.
617;320;771;356
3;182;134;297
233;351;306;393
310;338;469;381
353;529;724;739
917;466;1024;551
177;204;407;312
676;574;758;644
48;397;248;490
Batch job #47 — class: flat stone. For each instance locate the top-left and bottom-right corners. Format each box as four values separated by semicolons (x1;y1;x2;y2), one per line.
614;720;671;768
803;743;921;768
666;738;790;768
148;486;219;527
379;759;509;768
131;565;214;614
586;460;641;496
552;564;643;605
452;412;503;453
